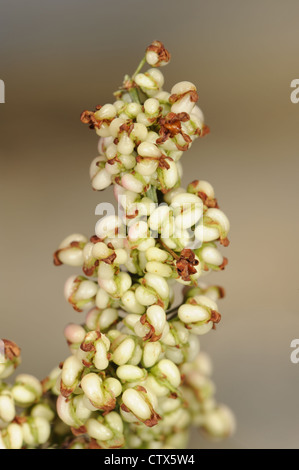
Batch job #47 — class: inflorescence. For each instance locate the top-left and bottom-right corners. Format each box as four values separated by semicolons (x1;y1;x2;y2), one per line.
0;41;234;449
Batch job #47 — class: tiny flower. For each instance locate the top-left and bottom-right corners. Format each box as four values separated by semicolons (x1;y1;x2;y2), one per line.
60;355;84;398
12;374;43;407
169;81;198;115
22;416;51;446
81;373;121;412
85;306;119;332
85;411;125;449
0;390;15;423
178;295;221;335
121;386;161;427
145;40;171;67
53;233;87;267
64;275;98;312
77;330;110;370
0;423;23;449
202;405;236;439
0;339;21;379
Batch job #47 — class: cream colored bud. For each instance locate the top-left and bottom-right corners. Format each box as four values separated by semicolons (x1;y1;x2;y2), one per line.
121;290;145;314
144;273;169;299
81;373;104;409
0;423;23;449
134;285;157;306
0;391;15;422
131;122;148;142
109;117;126;138
22;416;51;446
156;359;181;388
144;98;160;115
112;337;136;365
146;69;164;88
121;173;144;193
146;247;168;262
135;73;157;90
95;104;117;120
143;342;162;368
122;389;151;420
95;287;110;309
146;261;173;278
178;304;210;324
12;374;42;406
64;323;86;346
61;355;83;393
85;418;113;441
117;134;135;155
138;141;162;158
116;365;146;382
203;405;236;438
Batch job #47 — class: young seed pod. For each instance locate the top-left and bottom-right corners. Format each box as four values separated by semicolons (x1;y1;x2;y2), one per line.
202;405;236;439
60;355;84;398
0;423;23;449
22;416;51;446
121;289;146;314
111;335;137;366
77;330;110;371
81;373;119;412
30;403;55;422
12;374;43;407
121;387;160;427
116;365;147;383
85;307;118;332
64;275;98;312
142;341;163;368
170;81;198;115
54;233;87;267
151;359;181;389
0;390;15;423
0;339;21;379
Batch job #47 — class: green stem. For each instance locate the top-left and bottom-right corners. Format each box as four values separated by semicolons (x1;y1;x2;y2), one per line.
128;87;141;104
132;56;146;79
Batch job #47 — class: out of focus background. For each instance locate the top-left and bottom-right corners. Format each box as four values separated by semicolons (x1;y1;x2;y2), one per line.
1;0;299;449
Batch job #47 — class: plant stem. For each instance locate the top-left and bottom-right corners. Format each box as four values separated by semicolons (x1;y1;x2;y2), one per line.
132;56;146;79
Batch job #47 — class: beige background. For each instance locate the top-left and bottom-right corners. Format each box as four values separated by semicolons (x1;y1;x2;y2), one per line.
1;0;299;449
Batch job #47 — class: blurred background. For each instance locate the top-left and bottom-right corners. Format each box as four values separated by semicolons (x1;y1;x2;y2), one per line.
1;0;299;449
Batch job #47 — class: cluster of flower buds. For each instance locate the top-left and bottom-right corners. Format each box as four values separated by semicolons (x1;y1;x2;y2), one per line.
0;341;57;449
49;41;234;449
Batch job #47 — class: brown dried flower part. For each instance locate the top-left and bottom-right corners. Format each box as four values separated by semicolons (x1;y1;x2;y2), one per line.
156;112;192;150
146;40;171;67
140;314;162;342
80;109;112;130
2;339;21;361
119;121;134;136
80;331;101;352
53;241;81;267
169;89;199;105
71;425;87;437
176;249;199;282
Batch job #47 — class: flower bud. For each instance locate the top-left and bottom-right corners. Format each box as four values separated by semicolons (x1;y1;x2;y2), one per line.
170;81;198;115
53;233;87;267
116;365;147;382
0;423;23;449
81;373;119;412
202;405;236;439
64;275;98;311
151;359;181;390
0;390;15;422
146;41;171;67
60;355;84;398
64;323;86;352
121;387;160;427
12;374;42;406
22;416;51;446
85;306;118;331
77;330;110;370
0;339;21;379
142;342;162;368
